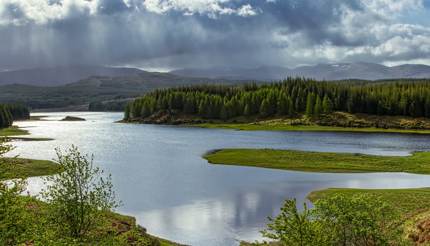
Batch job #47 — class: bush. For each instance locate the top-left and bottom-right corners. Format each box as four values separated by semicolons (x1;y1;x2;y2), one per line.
43;146;119;238
262;194;403;246
0;138;28;245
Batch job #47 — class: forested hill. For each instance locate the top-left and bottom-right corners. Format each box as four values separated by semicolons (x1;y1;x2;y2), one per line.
124;78;430;121
0;104;29;128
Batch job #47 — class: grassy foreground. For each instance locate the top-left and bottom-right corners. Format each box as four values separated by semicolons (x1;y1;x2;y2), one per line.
0;159;180;245
12;196;179;246
196;122;430;134
204;149;430;174
0;158;180;245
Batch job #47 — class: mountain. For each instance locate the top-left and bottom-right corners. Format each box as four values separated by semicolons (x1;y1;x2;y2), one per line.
171;66;290;81
170;62;430;81
0;72;244;110
0;66;144;86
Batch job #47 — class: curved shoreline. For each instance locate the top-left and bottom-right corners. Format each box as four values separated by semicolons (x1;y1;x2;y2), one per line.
203;148;430;174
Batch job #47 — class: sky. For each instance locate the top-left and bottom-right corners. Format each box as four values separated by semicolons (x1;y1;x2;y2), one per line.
0;0;429;71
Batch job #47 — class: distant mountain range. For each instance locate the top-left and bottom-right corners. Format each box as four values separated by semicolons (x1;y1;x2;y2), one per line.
171;62;430;81
0;71;240;110
0;62;429;88
0;66;143;86
0;63;429;111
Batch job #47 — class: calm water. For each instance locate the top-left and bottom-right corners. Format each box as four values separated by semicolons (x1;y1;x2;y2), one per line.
9;112;430;246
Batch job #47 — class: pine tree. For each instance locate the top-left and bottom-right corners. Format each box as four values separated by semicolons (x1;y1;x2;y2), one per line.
260;99;271;117
277;93;289;115
305;93;315;116
314;96;322;116
322;95;333;114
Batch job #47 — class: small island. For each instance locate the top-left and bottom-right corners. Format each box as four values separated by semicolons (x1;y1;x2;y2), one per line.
61;116;86;121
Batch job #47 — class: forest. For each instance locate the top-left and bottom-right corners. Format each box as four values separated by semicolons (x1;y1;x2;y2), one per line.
0;104;30;128
124;78;430;121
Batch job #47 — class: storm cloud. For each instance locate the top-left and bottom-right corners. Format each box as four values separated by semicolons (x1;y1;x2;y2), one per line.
0;0;429;70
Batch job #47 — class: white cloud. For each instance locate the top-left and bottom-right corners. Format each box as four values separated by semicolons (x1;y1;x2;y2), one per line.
142;0;259;18
270;0;430;65
361;0;423;17
0;0;99;25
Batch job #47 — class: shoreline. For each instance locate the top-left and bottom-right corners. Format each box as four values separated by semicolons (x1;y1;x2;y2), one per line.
203;148;430;174
0;124;182;246
124;112;430;135
0;126;54;141
193;122;430;135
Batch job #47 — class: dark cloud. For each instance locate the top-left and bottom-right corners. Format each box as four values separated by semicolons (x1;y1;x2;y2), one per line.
0;0;429;70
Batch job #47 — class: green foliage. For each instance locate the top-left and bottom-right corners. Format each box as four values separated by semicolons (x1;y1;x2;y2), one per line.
262;194;402;246
322;95;333;114
314;195;401;245
43;146;120;238
0;138;28;245
262;199;324;246
305;93;315;116
0;180;27;245
125;78;430;121
0;104;30;128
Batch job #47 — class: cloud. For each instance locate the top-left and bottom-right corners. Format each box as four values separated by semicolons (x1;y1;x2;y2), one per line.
142;0;259;18
0;0;99;25
0;0;429;70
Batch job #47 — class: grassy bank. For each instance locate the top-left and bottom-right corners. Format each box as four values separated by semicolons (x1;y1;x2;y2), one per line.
196;122;430;134
12;196;180;246
195;112;430;134
0;126;54;141
308;188;430;243
0;126;29;136
308;188;430;216
130;111;430;135
0;158;60;181
204;149;430;174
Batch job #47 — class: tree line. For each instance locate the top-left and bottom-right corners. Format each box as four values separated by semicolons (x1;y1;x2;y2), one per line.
0;104;29;128
124;78;430;120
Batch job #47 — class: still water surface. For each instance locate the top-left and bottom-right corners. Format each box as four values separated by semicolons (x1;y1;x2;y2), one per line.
9;112;430;246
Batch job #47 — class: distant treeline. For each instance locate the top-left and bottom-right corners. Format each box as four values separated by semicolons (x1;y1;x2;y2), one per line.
89;99;132;112
124;78;430;120
0;104;30;128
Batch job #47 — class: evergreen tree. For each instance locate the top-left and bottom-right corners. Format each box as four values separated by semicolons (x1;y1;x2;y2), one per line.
305;93;315;116
260;99;272;117
314;95;322;116
322;95;333;114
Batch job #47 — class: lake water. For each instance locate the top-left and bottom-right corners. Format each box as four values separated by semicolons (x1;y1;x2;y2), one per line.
9;112;430;246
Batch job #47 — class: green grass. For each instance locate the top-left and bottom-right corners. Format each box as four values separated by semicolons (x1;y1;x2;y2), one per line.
0;126;53;141
308;188;430;216
0;126;29;136
204;149;430;174
308;188;430;244
0;158;60;180
195;122;430;134
14;196;181;246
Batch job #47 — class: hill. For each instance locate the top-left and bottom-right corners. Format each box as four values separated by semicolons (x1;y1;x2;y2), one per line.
0;73;243;110
0;66;143;86
171;62;430;81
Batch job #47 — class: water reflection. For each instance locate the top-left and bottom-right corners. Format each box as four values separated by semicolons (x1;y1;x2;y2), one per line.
9;112;430;246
